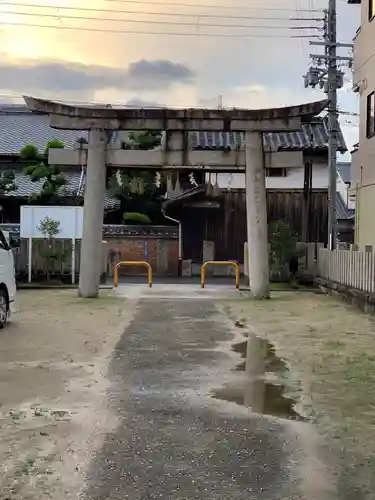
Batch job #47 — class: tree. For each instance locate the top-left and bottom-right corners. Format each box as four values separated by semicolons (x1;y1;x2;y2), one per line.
268;221;299;270
124;131;162;150
36;216;68;282
107;131;164;223
38;216;61;239
20;140;67;204
268;221;307;281
0;169;17;196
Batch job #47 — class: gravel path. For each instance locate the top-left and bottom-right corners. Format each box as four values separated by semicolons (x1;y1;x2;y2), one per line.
83;298;337;500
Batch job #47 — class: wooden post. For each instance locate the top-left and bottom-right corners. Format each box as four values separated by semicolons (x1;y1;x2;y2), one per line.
365;246;373;293
302;160;312;242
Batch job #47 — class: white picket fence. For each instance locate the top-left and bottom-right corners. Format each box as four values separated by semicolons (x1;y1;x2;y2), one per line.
317;246;375;294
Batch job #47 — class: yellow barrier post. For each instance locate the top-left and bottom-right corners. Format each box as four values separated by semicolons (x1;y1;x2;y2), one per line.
201;260;239;289
113;261;153;288
114;262;119;288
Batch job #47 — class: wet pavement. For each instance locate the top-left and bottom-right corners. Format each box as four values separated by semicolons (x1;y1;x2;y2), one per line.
83;288;330;499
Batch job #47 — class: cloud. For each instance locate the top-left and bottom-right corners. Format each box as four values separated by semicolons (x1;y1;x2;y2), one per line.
125;98;163;107
125;60;194;89
198;83;326;110
0;58;195;97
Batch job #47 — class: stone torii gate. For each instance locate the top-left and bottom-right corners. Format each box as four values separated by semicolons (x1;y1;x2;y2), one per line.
24;97;327;299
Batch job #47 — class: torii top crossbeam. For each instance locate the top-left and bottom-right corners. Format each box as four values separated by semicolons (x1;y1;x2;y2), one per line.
23;96;328;132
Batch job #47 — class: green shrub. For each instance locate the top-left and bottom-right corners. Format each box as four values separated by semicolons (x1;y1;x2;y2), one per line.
122;212;151;225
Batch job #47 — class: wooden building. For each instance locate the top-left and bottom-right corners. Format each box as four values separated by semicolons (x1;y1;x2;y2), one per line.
163;186;331;263
163;118;352;265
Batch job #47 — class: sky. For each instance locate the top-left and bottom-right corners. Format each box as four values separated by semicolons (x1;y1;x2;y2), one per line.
0;0;360;154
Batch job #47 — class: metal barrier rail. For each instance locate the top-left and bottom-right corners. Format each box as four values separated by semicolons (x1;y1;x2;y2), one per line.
114;260;152;288
201;261;239;289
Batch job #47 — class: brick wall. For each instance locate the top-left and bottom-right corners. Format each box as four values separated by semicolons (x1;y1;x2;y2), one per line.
0;223;180;278
106;237;179;276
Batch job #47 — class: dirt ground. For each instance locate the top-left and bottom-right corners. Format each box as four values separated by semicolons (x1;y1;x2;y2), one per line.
0;289;135;500
220;291;375;499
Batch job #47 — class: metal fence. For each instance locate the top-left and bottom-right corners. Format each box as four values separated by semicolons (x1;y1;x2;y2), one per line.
12;238;82;278
317;246;375;294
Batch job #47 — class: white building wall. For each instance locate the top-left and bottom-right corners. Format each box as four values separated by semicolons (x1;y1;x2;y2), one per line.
350;0;375;247
206;164;353;209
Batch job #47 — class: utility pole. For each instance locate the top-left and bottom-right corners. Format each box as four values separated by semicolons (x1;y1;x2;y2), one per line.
303;0;353;249
327;0;338;250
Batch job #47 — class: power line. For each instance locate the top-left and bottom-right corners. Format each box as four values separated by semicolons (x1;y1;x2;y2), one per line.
0;92;183;107
0;20;320;37
0;10;320;30
350;49;375;74
339;110;359;116
0;95;205;109
103;0;322;12
1;92;308;110
294;0;308;60
0;2;323;22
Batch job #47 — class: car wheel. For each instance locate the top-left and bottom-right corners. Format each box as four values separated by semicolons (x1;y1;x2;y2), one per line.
0;290;8;329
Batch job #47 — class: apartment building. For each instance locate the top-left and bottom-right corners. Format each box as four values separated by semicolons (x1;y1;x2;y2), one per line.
349;0;375;247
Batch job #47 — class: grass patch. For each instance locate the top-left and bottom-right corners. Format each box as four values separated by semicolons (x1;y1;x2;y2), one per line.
68;293;122;308
21;457;37;475
219;291;375;498
17;289;123;309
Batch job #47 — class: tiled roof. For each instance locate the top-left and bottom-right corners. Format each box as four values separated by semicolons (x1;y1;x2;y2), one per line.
189;118;347;152
5;170;119;210
0;106;87;154
0;105;119;208
336;191;352;220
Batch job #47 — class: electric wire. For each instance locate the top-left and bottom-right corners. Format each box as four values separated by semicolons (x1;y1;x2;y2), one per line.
0;20;320;37
0;92;325;109
350;49;375;74
102;0;322;12
0;10;321;30
0;1;323;22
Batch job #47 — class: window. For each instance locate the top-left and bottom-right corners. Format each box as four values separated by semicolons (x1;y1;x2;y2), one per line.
369;0;375;20
366;92;375;138
265;168;287;177
0;230;9;251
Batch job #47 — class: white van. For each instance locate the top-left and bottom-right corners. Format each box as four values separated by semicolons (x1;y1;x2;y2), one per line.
0;229;17;328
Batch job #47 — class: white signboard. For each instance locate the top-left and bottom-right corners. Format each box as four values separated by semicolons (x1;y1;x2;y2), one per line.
20;206;84;239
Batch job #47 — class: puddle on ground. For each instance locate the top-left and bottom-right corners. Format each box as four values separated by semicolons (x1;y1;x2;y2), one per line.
213;334;303;421
231;338;287;373
231;341;247;358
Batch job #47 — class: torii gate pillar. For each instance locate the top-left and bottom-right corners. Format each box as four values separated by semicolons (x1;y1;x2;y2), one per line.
78;129;108;298
245;131;269;299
